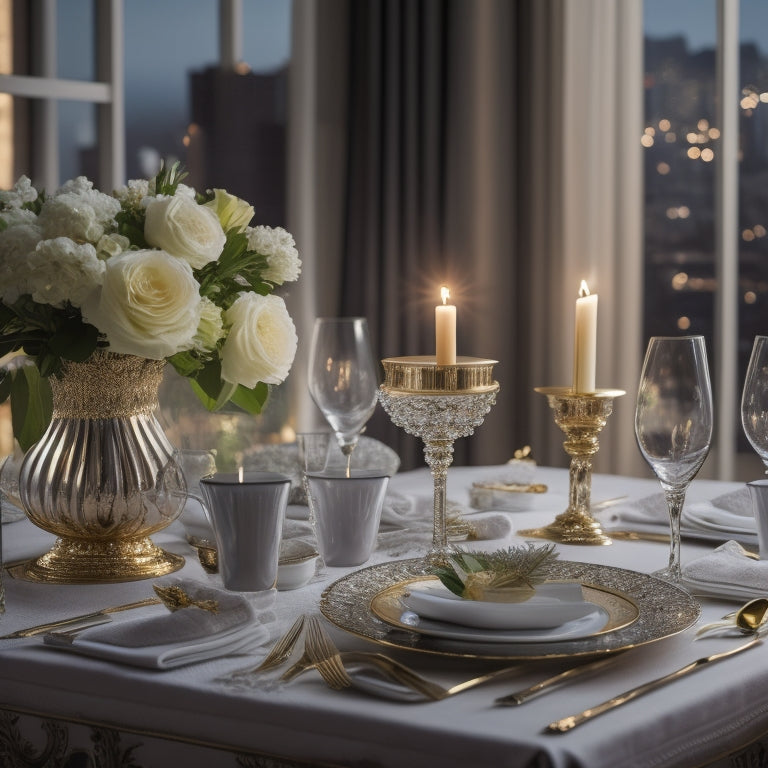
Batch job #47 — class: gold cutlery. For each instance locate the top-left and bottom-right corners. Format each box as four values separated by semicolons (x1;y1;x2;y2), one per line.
606;530;759;558
282;617;524;701
229;615;306;677
495;654;623;706
695;597;768;638
0;597;162;640
546;635;762;732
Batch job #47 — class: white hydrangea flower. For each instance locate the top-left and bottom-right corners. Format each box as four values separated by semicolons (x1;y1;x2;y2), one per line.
220;292;297;387
246;225;301;284
175;183;197;199
38;179;121;244
25;238;105;308
0;223;42;303
0;176;38;208
0;207;38;228
114;179;150;208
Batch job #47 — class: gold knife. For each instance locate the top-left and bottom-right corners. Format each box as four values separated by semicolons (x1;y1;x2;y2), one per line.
546;635;762;732
0;597;162;640
495;654;621;706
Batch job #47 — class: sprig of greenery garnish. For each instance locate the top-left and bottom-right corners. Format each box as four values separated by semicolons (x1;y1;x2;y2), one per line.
431;543;559;601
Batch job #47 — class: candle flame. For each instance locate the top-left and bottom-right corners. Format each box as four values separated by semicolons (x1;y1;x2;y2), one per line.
579;280;590;298
440;285;450;305
238;466;244;483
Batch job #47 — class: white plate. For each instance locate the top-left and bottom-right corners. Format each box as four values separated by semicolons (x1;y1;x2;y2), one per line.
398;606;610;643
402;581;594;630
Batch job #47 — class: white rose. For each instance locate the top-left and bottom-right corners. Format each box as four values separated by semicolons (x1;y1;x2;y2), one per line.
95;233;130;260
81;249;203;359
192;297;225;352
220;293;297;387
246;225;301;284
26;238;105;308
144;194;226;269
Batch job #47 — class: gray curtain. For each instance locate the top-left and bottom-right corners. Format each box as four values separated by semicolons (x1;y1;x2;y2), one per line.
317;0;540;470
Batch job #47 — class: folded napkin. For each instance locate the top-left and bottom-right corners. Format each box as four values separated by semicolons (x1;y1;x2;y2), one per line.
682;540;768;600
604;488;757;545
376;492;512;558
43;578;272;669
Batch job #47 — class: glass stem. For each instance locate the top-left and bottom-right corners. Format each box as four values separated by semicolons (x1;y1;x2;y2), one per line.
341;444;355;479
664;488;686;579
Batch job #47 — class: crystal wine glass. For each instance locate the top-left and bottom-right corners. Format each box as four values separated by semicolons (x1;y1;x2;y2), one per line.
742;336;768;470
635;336;713;584
308;318;379;477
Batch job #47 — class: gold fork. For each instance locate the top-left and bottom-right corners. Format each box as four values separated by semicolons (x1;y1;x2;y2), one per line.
304;617;353;690
229;615;306;677
282;619;522;701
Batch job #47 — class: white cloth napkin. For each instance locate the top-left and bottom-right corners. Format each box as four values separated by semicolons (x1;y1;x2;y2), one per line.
376;492;512;558
604;487;757;545
682;540;768;600
43;578;272;669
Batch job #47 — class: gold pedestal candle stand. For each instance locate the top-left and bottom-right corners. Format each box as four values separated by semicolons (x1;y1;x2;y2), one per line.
519;387;625;546
378;356;499;561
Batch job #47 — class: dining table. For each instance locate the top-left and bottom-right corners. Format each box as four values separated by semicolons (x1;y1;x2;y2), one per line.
1;462;765;768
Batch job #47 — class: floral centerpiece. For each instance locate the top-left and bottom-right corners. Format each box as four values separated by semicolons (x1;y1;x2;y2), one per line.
0;162;301;451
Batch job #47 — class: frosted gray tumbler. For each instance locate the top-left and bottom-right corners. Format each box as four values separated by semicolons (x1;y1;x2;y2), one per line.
200;471;290;591
306;469;389;566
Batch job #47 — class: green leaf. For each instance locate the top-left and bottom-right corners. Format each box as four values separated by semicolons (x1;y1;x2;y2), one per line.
168;351;205;377
229;382;269;415
48;318;99;362
189;358;238;411
0;369;11;403
9;365;53;451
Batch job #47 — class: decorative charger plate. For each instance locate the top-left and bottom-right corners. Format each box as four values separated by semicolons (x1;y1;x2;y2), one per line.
319;558;700;660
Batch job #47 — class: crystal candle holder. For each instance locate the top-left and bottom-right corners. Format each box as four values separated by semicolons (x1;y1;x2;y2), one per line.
378;356;499;561
519;387;625;546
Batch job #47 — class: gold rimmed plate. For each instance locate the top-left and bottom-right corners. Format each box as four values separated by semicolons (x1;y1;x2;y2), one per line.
370;577;637;643
319;558;700;660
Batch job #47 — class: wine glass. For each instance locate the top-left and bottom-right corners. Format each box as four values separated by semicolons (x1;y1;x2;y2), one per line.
742;335;768;469
635;336;713;584
308;318;378;477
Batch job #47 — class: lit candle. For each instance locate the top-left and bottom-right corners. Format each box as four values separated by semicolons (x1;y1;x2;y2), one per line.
573;280;598;393
238;466;244;483
435;286;457;366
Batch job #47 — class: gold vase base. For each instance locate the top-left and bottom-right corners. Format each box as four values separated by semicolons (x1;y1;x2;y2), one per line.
16;536;185;584
518;511;612;546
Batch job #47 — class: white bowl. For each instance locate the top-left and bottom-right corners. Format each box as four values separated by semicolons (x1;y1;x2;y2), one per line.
277;539;319;591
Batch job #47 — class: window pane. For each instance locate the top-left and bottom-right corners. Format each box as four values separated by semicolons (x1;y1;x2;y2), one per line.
643;2;716;357
242;0;292;72
57;0;95;81
124;0;218;179
738;0;768;453
59;99;97;182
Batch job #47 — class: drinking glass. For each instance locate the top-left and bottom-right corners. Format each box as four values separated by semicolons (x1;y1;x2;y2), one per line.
635;336;713;584
308;318;378;476
742;335;768;469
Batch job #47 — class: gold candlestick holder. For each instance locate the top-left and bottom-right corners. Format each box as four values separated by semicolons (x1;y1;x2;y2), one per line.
519;386;625;546
378;356;499;561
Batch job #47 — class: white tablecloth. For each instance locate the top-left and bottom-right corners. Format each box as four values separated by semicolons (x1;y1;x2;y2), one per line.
1;465;764;768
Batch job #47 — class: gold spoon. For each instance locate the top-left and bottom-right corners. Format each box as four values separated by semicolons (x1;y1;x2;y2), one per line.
696;596;768;638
